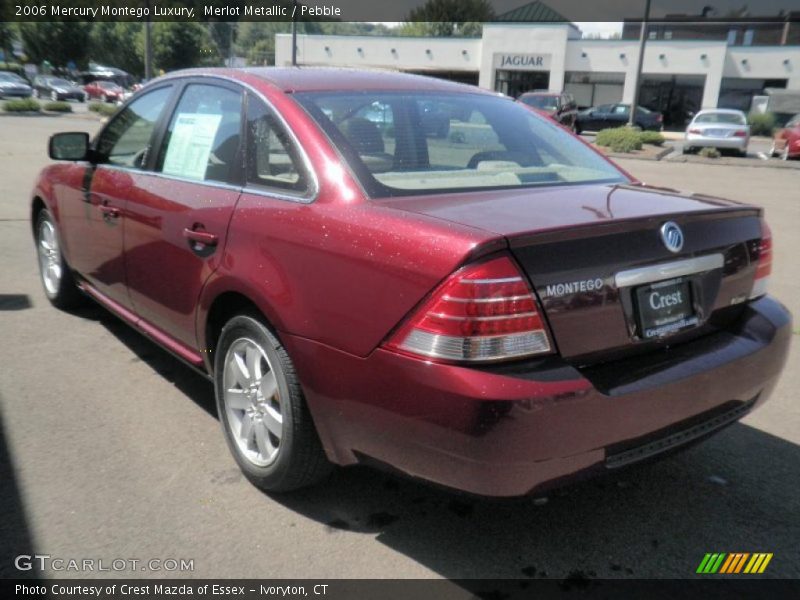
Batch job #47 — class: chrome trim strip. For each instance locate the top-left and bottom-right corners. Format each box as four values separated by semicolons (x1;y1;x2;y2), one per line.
430;311;540;322
442;294;531;303
462;277;523;284
614;254;724;288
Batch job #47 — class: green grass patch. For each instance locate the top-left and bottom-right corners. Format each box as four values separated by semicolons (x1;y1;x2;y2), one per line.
43;101;73;113
639;131;666;146
88;102;118;117
595;127;643;153
748;112;775;137
2;98;41;113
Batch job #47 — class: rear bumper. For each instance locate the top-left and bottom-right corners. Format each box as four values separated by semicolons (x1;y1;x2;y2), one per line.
285;296;791;497
686;134;748;150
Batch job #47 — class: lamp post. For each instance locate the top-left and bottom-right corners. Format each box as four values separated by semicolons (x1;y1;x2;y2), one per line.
628;0;651;127
143;0;153;80
291;0;298;66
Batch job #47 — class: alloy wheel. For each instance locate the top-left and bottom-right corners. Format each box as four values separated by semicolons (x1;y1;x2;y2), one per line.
222;337;283;467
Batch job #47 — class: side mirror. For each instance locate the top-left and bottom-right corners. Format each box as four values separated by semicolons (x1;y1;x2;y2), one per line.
49;132;89;161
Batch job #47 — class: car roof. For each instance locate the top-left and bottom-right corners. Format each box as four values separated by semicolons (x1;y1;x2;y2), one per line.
159;67;497;96
520;91;560;96
695;108;746;115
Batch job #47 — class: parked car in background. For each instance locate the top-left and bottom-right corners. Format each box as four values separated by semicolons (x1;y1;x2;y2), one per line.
684;109;750;156
0;71;33;98
517;90;578;131
32;76;86;102
769;113;800;160
84;80;125;103
576;103;663;133
34;68;790;497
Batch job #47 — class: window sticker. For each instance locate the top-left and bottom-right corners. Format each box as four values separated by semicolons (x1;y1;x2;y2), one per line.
162;113;222;180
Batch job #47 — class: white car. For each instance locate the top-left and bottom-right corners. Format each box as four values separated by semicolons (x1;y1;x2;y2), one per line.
684;109;750;156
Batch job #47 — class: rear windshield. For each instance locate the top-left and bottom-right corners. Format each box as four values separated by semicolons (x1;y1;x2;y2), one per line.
520;95;558;110
694;112;746;125
295;91;626;198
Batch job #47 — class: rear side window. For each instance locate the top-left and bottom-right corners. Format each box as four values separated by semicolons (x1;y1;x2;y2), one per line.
157;84;243;184
694;112;746;125
245;97;307;193
95;86;172;169
296;91;625;198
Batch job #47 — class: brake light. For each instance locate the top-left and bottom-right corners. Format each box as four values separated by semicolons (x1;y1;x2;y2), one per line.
385;255;552;362
656;114;663;123
749;220;772;299
733;130;747;137
688;128;702;134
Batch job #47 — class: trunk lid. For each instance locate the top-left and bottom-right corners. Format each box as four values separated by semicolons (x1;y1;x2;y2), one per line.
384;184;763;362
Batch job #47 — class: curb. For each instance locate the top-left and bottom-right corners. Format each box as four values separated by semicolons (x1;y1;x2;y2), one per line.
664;153;800;169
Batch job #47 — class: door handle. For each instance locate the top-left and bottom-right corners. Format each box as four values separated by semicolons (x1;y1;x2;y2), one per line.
183;227;218;247
99;205;120;219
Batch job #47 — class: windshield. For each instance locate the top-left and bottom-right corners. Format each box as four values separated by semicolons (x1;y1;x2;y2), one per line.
296;91;626;198
0;73;24;83
520;95;558;111
694;112;746;125
49;78;71;87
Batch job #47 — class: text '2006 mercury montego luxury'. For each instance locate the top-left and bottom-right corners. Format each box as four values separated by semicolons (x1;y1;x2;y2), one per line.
32;68;791;496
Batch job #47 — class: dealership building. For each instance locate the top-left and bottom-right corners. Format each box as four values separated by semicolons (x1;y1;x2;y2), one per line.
274;2;800;127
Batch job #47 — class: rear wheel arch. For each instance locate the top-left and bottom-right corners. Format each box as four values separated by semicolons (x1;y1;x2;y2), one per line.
202;291;280;375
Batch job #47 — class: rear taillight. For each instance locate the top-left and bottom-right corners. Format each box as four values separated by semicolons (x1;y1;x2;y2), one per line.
688;128;702;134
385;254;552;363
656;114;663;123
733;130;747;137
749;220;772;299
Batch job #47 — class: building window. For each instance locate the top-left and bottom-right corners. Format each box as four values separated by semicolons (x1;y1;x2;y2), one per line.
664;30;673;40
727;29;738;45
743;29;754;46
648;30;657;40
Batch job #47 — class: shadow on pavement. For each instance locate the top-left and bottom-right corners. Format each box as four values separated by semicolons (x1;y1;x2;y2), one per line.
0;401;39;578
266;424;800;583
71;302;216;419
0;294;32;311
66;301;800;583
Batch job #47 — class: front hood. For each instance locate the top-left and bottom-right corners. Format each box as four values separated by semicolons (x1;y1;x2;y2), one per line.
380;184;750;241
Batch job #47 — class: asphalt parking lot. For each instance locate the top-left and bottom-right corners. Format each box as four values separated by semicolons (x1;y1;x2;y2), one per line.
0;114;798;582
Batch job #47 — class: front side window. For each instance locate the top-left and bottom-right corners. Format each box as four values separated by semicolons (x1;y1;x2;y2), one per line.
245;97;308;193
95;86;172;169
296;91;626;198
157;84;243;183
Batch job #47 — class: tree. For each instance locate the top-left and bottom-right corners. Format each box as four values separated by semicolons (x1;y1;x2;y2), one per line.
0;22;16;66
89;23;144;76
152;22;219;72
18;22;92;69
400;0;495;37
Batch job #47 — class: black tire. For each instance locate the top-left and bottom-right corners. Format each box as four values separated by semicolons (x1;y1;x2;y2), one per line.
214;314;331;492
35;209;84;310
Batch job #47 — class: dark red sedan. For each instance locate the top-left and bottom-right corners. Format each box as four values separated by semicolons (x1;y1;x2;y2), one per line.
770;113;800;160
33;68;790;496
83;80;125;103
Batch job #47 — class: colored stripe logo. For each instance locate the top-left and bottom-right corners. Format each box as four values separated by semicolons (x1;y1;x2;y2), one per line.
697;553;773;574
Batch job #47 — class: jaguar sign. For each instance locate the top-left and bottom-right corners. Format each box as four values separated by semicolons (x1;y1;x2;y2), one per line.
495;53;552;70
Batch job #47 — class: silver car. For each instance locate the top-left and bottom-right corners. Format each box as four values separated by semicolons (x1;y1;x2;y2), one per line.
684;109;750;156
